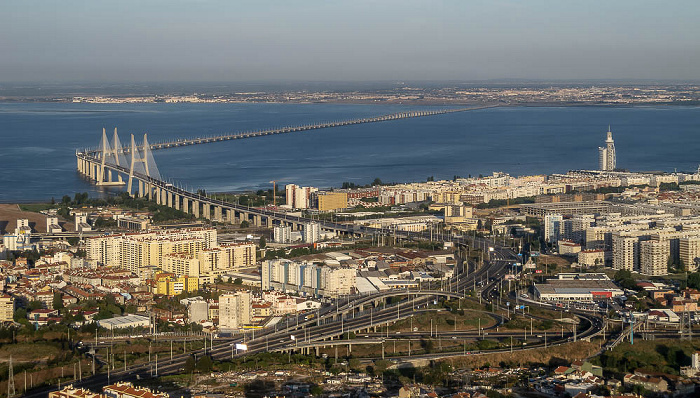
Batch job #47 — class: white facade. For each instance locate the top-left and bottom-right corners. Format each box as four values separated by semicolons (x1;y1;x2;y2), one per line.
640;240;670;276
598;128;616;171
544;214;563;243
274;225;292;243
285;184;317;209
46;216;62;234
303;222;320;244
262;259;357;298
219;291;251;329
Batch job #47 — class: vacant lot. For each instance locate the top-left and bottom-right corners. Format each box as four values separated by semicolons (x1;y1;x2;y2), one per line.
0;203;73;233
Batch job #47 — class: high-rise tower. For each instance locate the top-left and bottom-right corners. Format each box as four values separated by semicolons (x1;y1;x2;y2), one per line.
598;126;616;171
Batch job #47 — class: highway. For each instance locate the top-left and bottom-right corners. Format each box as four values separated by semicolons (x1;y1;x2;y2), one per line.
23;229;608;397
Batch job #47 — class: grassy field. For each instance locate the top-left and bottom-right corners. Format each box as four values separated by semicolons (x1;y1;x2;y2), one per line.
0;343;63;363
595;339;700;376
443;340;599;369
18;203;56;213
388;309;497;333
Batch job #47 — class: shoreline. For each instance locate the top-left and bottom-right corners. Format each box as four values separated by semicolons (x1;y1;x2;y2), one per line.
1;99;699;107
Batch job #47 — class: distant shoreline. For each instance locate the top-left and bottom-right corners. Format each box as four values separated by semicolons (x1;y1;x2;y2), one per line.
1;99;699;107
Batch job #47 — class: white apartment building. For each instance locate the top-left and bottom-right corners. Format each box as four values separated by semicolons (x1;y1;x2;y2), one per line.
640;240;670;276
86;228;217;274
544;214;563;243
612;234;641;272
680;236;700;271
198;243;256;274
46;216;62;234
261;259;357;298
303;222;320;244
274;225;292;243
219;291;251;329
285;184;317;209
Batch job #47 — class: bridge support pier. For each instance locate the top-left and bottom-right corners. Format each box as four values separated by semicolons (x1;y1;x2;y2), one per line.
214;206;222;222
174;194;180;211
182;198;189;214
203;204;211;220
193;201;200;218
166;191;173;208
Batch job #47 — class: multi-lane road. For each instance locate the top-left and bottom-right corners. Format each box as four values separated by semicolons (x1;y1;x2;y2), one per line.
23;237;606;397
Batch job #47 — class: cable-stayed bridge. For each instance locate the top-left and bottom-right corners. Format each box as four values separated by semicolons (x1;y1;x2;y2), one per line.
76;105;490;234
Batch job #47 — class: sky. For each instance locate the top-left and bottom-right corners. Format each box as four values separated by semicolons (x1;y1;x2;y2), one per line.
1;0;699;83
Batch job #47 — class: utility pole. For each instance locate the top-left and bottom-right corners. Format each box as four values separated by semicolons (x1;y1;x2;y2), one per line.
7;356;15;398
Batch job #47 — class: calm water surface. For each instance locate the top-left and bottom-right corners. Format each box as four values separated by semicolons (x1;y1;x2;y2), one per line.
0;103;698;202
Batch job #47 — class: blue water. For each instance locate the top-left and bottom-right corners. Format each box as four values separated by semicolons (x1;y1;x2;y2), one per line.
0;102;699;202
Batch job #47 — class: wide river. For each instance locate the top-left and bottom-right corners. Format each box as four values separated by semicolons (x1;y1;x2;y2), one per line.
0;102;698;202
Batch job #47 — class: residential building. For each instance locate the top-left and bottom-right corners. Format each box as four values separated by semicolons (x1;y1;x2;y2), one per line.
0;294;14;322
219;291;251;329
103;382;168;398
315;191;348;212
285;184;317;209
303;222;320;244
50;386;106;398
544;214;563;243
640;240;670;276
274;225;292;243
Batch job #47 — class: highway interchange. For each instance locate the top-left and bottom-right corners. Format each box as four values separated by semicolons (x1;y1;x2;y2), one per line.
23;234;612;398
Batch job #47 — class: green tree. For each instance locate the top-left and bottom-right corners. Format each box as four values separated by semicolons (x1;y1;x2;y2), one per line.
14;308;27;322
234;278;243;285
371;177;383;186
196;355;213;373
259;236;266;248
184;356;196;373
240;220;250;228
53;291;64;310
688;272;700;290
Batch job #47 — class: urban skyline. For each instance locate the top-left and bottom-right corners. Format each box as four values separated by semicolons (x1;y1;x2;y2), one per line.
2;1;699;398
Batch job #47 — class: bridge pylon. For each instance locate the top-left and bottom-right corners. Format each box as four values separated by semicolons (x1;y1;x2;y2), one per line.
97;127;126;186
127;133;161;197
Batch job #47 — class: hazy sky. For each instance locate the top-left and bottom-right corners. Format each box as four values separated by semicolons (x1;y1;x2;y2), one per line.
2;0;699;83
